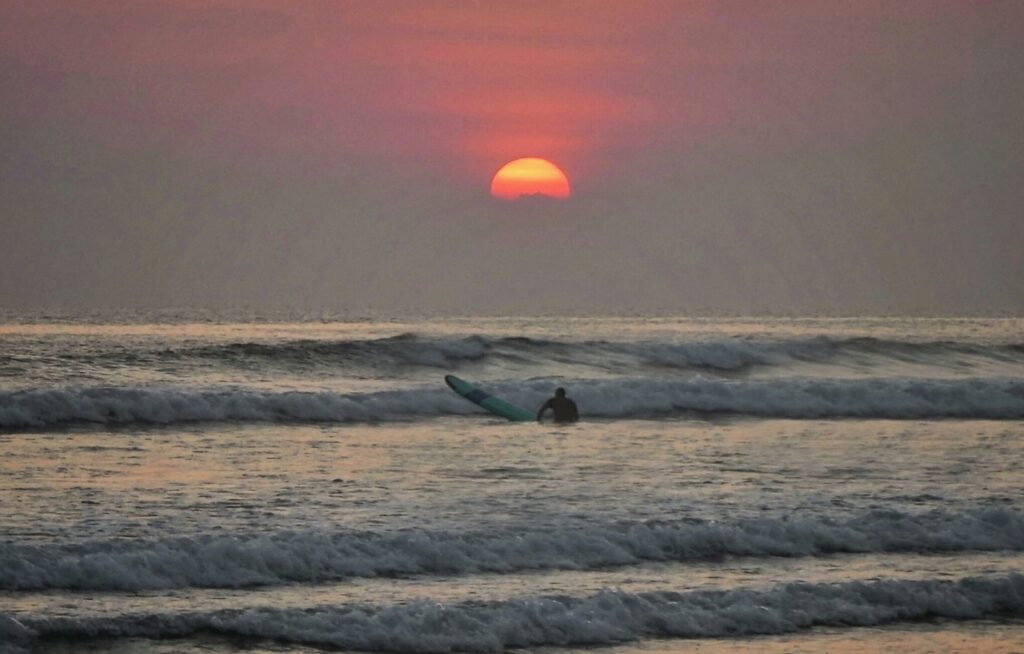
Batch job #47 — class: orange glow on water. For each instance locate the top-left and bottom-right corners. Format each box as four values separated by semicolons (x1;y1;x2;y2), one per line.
490;158;571;200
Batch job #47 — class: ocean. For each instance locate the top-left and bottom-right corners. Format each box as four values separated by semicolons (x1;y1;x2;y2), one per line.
1;312;1023;653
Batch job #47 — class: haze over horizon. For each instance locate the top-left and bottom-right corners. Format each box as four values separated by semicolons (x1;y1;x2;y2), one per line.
2;1;1022;316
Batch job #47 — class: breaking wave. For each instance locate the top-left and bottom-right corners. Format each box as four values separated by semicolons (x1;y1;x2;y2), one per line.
24;334;1024;374
174;335;1024;370
2;375;1023;428
10;574;1024;651
3;508;1021;591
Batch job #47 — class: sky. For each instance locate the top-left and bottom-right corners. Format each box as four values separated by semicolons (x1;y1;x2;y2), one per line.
1;1;1022;315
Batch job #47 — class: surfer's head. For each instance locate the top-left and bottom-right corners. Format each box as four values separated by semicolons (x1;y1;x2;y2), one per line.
555;387;566;397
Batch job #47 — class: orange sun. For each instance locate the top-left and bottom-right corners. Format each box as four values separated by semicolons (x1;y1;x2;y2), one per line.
490;158;571;200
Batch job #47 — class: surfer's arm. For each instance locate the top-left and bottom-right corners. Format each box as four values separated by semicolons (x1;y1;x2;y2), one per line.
536;399;552;422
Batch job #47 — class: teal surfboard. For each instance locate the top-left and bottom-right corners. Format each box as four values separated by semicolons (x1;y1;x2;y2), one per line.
444;375;534;422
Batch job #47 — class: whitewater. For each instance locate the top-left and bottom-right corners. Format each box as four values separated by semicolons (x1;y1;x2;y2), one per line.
2;313;1023;653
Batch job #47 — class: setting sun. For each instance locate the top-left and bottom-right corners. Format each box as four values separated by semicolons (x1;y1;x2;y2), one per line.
490;158;571;200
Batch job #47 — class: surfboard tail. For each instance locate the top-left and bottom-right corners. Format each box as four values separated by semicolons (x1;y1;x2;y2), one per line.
444;375;534;422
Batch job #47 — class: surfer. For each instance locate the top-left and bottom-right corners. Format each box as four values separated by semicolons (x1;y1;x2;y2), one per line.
537;387;579;423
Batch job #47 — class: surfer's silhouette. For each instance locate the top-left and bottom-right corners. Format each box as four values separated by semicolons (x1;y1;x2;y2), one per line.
537;387;579;423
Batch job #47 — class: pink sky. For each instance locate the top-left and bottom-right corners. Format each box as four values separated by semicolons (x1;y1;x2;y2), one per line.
0;1;998;185
1;1;1021;313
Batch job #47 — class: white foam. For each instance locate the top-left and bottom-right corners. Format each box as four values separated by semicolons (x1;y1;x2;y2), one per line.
3;508;1021;591
2;375;1022;428
562;375;1024;419
184;335;1024;371
0;385;470;428
14;574;1024;651
30;334;1024;376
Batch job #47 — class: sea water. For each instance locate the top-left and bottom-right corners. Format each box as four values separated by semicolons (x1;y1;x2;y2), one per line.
1;313;1023;653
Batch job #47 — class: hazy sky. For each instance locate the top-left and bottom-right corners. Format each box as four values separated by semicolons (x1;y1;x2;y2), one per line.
2;1;1022;314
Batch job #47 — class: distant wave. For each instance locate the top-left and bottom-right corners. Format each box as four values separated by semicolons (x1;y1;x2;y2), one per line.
168;334;827;372
9;574;1024;652
15;334;1024;375
178;333;497;369
159;335;1024;373
3;508;1021;591
2;375;1023;428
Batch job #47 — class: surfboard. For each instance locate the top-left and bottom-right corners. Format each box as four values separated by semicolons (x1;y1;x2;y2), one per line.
444;374;534;422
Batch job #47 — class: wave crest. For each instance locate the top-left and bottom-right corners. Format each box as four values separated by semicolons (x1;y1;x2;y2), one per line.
2;375;1023;428
14;574;1024;651
21;335;1024;375
179;335;1024;371
3;508;1021;591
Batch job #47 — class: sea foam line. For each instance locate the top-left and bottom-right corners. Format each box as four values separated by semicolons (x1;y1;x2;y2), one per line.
9;574;1024;652
143;334;1024;370
2;375;1023;428
29;334;1024;372
3;508;1022;591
